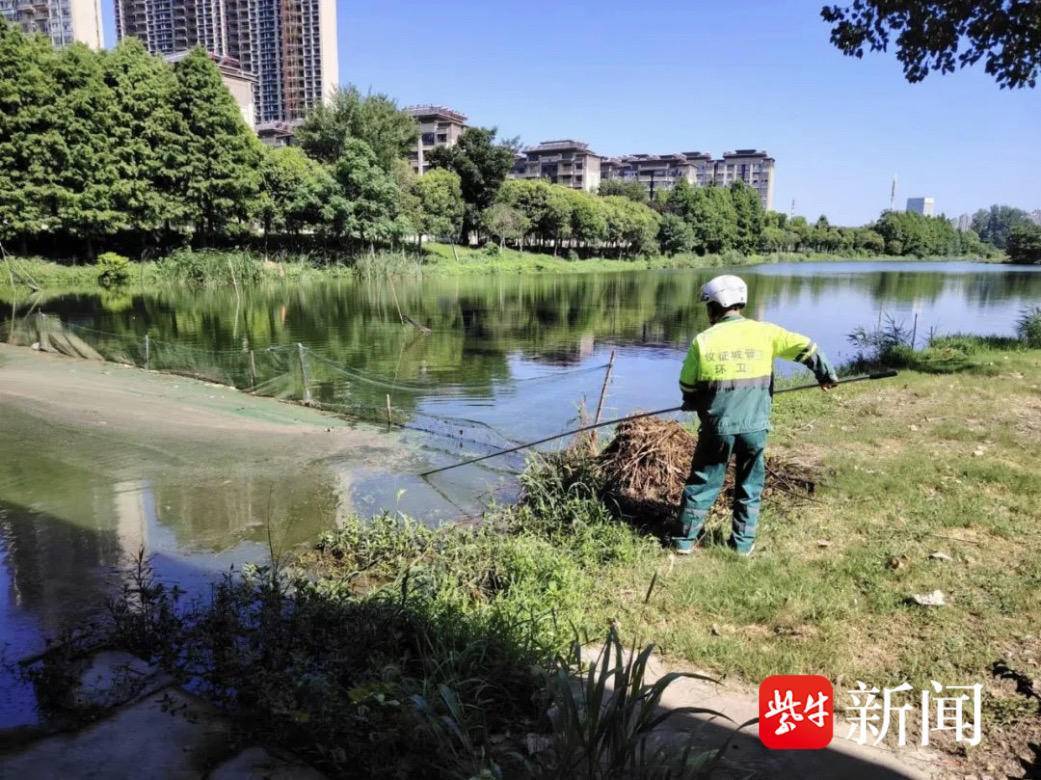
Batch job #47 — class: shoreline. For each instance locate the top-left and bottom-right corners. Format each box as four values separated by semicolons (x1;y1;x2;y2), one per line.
0;246;1011;296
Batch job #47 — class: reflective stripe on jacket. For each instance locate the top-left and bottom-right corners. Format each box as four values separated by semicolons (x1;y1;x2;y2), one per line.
678;313;837;435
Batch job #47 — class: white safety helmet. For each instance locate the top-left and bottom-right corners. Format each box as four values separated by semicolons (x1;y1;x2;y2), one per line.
700;275;748;308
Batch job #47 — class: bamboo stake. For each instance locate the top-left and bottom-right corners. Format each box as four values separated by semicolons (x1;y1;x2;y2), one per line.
297;343;312;403
593;349;616;425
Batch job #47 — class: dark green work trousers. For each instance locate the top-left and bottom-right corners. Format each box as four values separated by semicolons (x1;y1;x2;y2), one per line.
676;429;768;552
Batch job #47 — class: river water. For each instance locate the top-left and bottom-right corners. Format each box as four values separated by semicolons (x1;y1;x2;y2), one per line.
2;260;1040;727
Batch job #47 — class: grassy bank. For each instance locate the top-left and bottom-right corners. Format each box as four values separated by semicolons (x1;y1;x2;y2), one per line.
419;242;1000;275
1;243;1004;296
48;332;1038;777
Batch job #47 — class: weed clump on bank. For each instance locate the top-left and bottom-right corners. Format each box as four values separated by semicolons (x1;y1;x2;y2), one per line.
75;472;741;778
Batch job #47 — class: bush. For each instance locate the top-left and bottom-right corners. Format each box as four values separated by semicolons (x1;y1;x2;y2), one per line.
566;248;580;261
1018;307;1041;347
95;252;131;287
482;243;501;257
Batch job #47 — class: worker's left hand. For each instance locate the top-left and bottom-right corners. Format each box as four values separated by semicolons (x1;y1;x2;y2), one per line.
820;379;839;392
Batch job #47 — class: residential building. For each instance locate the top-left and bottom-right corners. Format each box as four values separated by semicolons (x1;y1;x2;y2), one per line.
256;120;296;147
114;0;338;128
406;105;467;174
511;140;601;192
164;49;256;130
600;152;715;198
713;150;774;210
956;213;972;231
906;197;935;216
1029;209;1041;227
0;0;103;48
600;149;774;209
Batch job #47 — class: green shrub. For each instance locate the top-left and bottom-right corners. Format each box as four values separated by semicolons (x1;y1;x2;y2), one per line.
96;252;131;287
482;243;501;257
1018;306;1041;347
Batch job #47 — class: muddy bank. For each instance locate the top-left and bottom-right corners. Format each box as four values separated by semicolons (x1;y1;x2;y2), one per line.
0;343;391;456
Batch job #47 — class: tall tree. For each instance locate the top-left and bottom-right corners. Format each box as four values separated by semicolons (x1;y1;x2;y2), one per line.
971;204;1033;249
296;86;417;171
427;126;517;240
51;43;124;256
333;138;402;247
171;48;264;241
729;181;765;253
103;37;186;246
259;146;343;238
822;1;1041;88
0;20;61;246
1007;223;1041;264
412;168;465;242
689;186;738;255
481;203;529;248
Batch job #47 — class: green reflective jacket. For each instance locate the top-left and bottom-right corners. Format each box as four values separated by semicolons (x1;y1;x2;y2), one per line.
679;313;837;435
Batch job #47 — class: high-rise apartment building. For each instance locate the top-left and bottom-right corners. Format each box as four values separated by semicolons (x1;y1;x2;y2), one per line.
906;197;935;216
406;105;467;174
114;0;338;127
600;149;775;210
511;140;602;192
0;0;103;48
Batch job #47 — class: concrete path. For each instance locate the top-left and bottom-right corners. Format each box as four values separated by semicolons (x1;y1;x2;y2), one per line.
630;652;952;778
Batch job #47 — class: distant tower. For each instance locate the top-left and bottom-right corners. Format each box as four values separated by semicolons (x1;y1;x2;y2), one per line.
789;198;796;218
889;175;897;212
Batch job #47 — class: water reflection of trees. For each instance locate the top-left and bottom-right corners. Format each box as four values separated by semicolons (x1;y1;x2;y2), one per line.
20;266;1041;406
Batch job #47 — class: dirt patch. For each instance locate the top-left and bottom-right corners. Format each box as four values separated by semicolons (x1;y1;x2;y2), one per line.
598;417;820;525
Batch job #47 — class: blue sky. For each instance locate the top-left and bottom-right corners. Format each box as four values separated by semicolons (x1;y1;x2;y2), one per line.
102;0;1039;226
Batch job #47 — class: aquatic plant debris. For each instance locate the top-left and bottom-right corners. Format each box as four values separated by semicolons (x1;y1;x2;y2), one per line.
597;417;819;524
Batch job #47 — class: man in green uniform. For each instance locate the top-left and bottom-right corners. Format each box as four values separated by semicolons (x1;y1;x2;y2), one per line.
674;275;838;556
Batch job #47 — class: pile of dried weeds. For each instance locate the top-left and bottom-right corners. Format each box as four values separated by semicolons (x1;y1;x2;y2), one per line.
598;417;818;525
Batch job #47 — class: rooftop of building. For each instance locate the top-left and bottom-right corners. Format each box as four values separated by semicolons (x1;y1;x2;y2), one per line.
405;105;468;123
721;149;774;161
528;139;596;154
163;49;256;81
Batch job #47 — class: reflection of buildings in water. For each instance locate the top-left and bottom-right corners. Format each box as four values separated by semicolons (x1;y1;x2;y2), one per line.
113;480;153;560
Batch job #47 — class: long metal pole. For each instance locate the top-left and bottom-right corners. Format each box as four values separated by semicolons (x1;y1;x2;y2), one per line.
419;370;898;478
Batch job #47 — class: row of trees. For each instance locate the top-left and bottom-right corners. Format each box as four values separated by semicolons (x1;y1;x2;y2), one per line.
0;22;468;256
0;19;1023;263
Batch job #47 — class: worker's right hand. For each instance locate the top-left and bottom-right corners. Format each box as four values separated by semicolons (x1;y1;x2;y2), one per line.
820;379;839;391
680;394;698;412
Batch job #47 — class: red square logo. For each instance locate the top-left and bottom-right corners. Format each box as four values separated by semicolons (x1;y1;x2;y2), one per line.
758;675;834;749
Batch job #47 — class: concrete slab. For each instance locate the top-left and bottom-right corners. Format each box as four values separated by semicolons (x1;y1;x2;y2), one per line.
66;651;170;711
0;687;234;779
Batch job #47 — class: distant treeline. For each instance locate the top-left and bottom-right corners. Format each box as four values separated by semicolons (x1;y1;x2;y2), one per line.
0;19;1030;265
